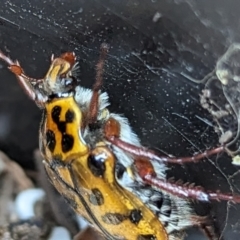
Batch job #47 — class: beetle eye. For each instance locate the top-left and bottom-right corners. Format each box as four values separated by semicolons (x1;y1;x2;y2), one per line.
60;77;73;87
65;78;73;86
87;154;106;177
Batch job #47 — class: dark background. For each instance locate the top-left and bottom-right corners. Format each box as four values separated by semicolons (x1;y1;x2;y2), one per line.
0;0;240;239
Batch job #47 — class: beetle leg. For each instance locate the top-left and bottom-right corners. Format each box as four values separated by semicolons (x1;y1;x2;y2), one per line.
106;135;224;164
137;172;240;203
200;223;219;240
188;215;219;240
0;51;46;105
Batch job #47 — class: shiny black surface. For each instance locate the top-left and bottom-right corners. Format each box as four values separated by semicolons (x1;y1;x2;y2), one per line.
0;1;240;239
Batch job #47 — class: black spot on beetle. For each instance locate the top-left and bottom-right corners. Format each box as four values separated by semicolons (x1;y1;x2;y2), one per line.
89;188;104;206
58;122;66;133
51;106;75;153
46;130;56;152
51;106;61;124
129;209;142;224
87;154;106;177
51;105;66;133
65;109;75;123
62;133;74;153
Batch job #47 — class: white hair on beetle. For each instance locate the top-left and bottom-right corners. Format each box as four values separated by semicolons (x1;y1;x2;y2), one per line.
74;86;109;111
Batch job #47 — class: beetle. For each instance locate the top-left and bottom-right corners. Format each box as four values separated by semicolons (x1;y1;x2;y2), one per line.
0;44;240;240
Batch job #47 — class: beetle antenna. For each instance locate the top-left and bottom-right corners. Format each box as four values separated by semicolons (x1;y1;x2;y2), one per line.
88;43;109;124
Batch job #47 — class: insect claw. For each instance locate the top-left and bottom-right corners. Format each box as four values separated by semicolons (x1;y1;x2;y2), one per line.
8;65;23;76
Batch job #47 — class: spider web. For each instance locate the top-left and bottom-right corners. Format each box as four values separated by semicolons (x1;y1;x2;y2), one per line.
0;1;240;240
